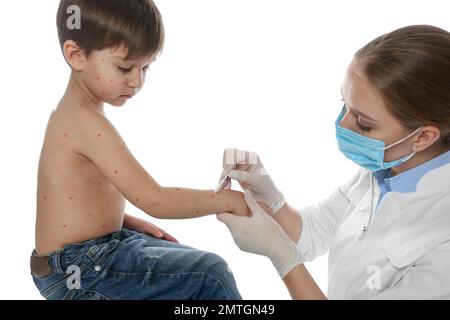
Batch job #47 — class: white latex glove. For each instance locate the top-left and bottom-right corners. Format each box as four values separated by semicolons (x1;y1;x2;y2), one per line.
215;148;286;214
217;190;303;279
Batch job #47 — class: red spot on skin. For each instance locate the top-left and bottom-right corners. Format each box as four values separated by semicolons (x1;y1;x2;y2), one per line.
123;81;127;85
97;133;101;137
96;76;100;80
176;188;180;191
102;224;106;228
135;198;139;202
211;194;215;198
98;182;102;185
44;196;47;200
102;59;104;62
196;210;200;214
63;225;67;228
88;214;92;217
110;80;114;83
101;91;105;94
226;204;230;208
114;170;118;174
64;133;68;138
69;196;73;200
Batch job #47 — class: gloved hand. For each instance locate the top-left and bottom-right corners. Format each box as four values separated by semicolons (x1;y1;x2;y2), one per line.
217;190;303;279
215;148;286;214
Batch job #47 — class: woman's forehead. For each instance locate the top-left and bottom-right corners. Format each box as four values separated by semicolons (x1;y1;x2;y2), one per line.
341;62;388;122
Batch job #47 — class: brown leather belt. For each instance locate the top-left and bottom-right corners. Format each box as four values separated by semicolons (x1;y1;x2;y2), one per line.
30;254;53;278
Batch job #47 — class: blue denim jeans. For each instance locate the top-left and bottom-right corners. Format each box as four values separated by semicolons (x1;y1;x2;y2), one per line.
31;228;242;300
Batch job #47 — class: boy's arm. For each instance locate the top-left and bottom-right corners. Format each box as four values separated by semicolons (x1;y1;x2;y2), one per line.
72;110;249;219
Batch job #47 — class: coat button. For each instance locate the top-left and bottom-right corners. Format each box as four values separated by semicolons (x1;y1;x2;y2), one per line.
95;265;101;272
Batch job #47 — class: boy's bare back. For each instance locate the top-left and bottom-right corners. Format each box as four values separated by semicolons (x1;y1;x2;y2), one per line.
36;103;125;256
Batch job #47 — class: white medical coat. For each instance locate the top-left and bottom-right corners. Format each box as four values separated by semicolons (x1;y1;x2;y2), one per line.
297;163;450;299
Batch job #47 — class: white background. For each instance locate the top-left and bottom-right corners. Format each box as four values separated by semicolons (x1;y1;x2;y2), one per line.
0;0;448;299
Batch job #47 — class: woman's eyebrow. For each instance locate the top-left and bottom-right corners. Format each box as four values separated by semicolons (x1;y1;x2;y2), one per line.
340;88;377;122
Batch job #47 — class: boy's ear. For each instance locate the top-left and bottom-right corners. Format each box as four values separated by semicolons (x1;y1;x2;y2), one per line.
63;40;88;71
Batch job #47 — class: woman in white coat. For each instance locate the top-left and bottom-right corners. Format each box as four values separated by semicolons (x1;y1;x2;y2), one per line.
216;24;450;299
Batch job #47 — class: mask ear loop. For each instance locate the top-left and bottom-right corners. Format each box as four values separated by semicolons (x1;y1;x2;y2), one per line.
383;127;423;151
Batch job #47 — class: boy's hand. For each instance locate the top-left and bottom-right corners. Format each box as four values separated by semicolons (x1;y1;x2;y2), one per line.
123;213;179;243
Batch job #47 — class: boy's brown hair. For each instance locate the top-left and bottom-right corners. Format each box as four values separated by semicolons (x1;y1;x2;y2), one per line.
354;25;450;149
57;0;164;61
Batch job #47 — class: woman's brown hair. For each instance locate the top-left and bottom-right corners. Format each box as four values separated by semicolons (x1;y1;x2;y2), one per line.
354;25;450;149
56;0;164;61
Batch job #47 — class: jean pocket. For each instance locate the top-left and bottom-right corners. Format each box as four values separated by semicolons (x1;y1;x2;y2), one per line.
85;239;119;267
39;274;72;300
38;260;86;300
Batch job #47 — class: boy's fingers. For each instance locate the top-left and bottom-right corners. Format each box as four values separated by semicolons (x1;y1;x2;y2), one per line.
147;226;164;238
159;228;179;243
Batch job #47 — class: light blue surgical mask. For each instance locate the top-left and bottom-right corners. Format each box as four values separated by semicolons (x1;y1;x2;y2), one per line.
335;105;422;171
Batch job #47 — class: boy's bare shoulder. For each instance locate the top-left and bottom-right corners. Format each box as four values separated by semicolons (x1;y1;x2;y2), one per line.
49;102;101;133
38;103;109;185
50;103;118;153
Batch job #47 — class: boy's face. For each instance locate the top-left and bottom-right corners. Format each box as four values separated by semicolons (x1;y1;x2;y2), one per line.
76;44;157;107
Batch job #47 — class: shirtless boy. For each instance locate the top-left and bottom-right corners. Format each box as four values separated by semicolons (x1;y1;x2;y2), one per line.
30;0;248;300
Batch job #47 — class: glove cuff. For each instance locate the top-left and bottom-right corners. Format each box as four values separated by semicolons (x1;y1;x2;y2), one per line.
276;260;304;279
270;232;304;279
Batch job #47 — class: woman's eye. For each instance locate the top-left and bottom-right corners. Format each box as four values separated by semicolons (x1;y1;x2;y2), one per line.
117;66;131;73
357;122;372;132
